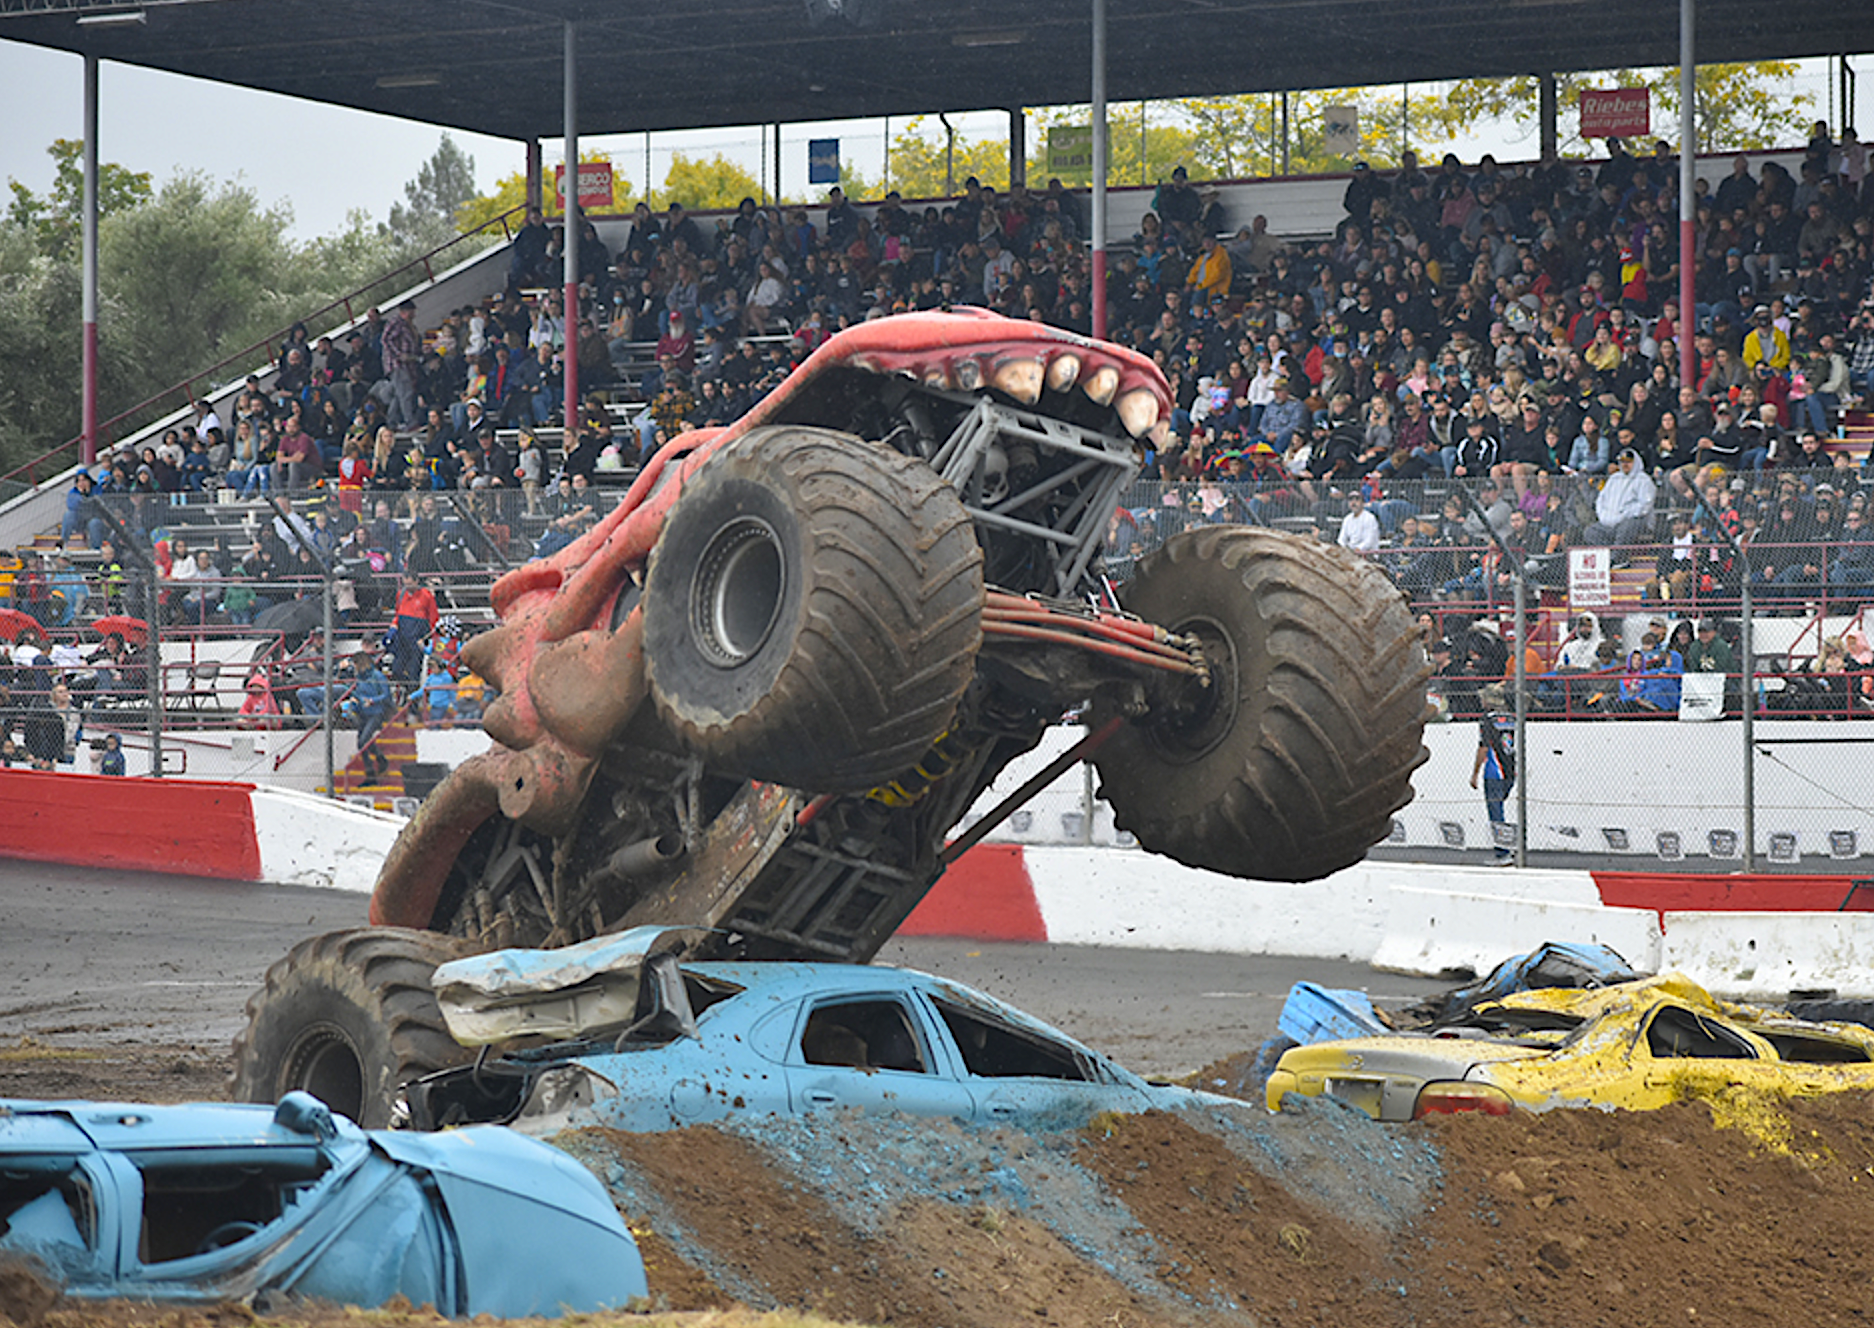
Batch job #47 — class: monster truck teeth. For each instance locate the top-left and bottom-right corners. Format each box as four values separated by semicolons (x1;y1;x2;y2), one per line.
992;357;1045;405
922;364;952;389
1045;354;1082;392
954;358;983;391
1116;388;1161;438
1082;365;1119;406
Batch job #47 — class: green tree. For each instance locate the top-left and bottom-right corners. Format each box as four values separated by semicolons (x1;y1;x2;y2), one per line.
457;151;634;234
0;218;142;470
457;169;529;234
1414;63;1812;157
5;138;152;260
386;133;479;251
656;152;761;210
98;172;298;392
1174;89;1408;178
878;117;1013;197
1026;105;1199;190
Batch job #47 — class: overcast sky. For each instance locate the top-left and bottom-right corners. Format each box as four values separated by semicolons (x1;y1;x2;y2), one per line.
0;39;996;239
0;39;1862;243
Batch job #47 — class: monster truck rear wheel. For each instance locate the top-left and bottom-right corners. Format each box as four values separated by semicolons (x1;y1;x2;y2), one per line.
230;928;473;1128
645;425;984;792
1094;527;1430;882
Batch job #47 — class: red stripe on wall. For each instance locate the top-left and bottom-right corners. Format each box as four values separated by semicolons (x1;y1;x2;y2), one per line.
0;770;262;881
1593;872;1873;914
900;843;1047;942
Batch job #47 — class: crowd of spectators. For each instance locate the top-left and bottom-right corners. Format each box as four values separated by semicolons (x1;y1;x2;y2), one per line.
24;124;1874;742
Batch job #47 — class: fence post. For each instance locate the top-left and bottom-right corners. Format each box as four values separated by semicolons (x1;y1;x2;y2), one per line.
323;572;335;800
1458;483;1527;867
1512;570;1527;868
1741;563;1755;871
1693;487;1755;871
145;574;163;778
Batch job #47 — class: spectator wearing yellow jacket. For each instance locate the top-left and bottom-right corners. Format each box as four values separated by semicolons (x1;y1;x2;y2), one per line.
1741;307;1791;373
1185;234;1233;304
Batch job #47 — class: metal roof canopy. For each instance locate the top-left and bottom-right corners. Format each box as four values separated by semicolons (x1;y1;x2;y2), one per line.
2;0;1871;145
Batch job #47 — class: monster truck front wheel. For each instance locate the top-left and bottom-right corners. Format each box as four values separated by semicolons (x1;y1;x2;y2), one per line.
230;928;473;1127
1094;527;1430;882
644;425;985;792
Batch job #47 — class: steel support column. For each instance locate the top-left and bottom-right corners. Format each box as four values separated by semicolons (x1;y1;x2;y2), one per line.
81;53;99;466
1008;107;1025;189
1679;0;1696;392
1538;73;1558;162
1090;0;1108;339
525;139;542;213
562;21;580;441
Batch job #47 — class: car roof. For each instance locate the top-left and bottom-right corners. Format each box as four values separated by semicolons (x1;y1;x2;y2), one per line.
0;1099;362;1153
684;961;1127;1068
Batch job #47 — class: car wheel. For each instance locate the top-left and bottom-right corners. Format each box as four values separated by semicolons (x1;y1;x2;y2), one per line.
644;425;984;792
1094;527;1431;882
230;928;472;1127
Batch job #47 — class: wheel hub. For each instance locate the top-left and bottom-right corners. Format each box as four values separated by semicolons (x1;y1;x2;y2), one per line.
281;1022;366;1123
691;517;786;667
1144;616;1240;764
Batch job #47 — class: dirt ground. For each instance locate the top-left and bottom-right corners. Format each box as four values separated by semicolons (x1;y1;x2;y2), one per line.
7;1040;1874;1328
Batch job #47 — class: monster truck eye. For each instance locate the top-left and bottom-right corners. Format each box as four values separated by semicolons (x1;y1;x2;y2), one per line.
692;517;786;666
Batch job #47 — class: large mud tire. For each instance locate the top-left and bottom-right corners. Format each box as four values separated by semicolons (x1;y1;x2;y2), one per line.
1094;527;1430;882
645;425;984;792
230;928;473;1127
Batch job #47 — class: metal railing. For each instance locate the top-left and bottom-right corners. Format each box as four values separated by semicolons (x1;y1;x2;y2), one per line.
3;473;1870;868
0;204;528;489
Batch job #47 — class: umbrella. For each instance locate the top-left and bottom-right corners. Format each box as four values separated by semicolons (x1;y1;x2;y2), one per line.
0;607;40;642
91;614;150;647
254;597;324;645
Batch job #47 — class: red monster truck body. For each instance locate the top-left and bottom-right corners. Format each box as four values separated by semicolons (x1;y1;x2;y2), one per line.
234;310;1430;1126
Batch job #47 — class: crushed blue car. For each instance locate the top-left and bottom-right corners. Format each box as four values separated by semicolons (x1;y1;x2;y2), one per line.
0;1091;646;1315
405;927;1230;1133
1275;941;1643;1048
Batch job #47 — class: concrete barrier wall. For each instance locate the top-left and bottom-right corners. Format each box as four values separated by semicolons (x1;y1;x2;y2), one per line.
0;768;395;894
11;765;1874;996
1658;911;1874;1001
1371;887;1663;979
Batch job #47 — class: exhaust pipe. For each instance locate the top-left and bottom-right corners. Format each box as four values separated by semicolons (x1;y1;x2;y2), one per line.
604;833;685;881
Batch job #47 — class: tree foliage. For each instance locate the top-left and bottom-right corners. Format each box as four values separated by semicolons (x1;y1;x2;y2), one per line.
1174;90;1408;176
876;117;1014;197
457;149;635;235
1413;63;1813;157
1026;104;1198;190
656;151;762;210
5;138;152;260
386;133;479;251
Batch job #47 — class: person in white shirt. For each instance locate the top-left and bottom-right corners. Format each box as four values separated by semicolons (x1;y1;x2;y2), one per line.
1337;493;1381;553
1555;614;1603;670
1582;449;1657;547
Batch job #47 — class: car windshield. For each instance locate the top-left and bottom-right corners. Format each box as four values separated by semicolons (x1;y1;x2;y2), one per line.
932;997;1098;1081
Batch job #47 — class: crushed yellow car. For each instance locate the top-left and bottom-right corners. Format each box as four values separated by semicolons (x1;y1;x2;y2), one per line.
1266;974;1874;1122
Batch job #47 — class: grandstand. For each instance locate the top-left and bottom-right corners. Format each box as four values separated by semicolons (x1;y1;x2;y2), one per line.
1;120;1872;868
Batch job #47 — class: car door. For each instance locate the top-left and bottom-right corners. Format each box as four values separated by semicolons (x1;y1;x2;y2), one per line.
783;993;975;1119
924;994;1154;1123
1634;1003;1768;1107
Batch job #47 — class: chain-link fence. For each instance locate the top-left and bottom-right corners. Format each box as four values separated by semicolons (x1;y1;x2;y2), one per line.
3;470;1869;868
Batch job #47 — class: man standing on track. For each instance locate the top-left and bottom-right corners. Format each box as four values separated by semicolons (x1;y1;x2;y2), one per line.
1470;710;1516;865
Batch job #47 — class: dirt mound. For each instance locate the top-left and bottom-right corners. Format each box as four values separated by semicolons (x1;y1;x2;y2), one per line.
12;1043;1874;1326
0;1254;61;1327
1411;1092;1874;1327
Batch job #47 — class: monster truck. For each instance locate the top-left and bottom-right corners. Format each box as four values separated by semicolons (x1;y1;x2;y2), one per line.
233;309;1430;1125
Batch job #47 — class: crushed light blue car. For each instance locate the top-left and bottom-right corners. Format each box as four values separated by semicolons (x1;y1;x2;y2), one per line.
0;1091;646;1314
406;927;1231;1132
